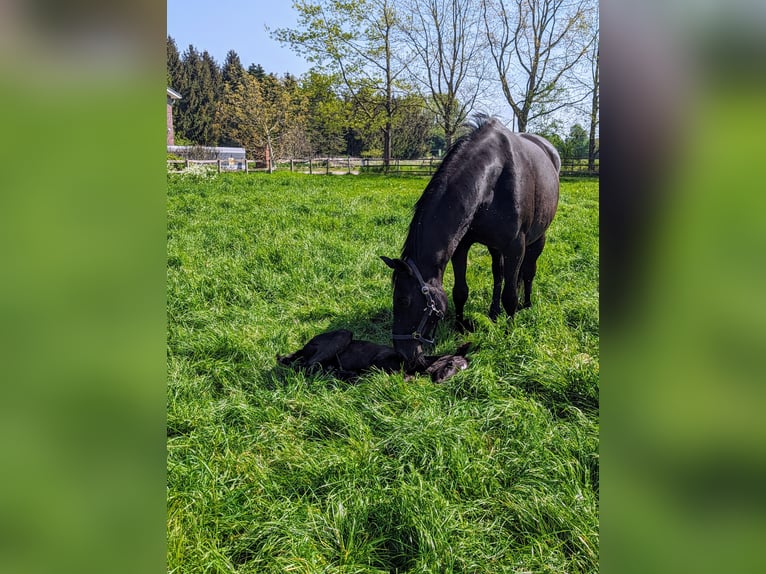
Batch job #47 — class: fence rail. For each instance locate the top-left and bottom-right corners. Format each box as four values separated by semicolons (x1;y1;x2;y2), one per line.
168;156;598;177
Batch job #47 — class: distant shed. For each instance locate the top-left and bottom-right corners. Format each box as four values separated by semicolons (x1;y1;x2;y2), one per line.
167;145;248;171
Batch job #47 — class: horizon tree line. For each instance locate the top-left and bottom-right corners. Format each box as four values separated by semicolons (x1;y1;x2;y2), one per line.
167;0;598;168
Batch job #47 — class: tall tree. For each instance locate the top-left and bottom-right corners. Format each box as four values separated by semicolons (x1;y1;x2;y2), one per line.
273;0;407;170
391;94;436;158
166;36;183;89
218;50;248;146
215;74;299;172
202;51;223;142
481;0;596;132
399;0;485;148
221;50;246;89
175;45;220;145
300;71;348;156
587;38;599;171
563;123;588;159
248;63;266;80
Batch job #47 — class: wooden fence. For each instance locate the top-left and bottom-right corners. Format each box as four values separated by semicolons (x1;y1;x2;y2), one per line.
168;156;598;177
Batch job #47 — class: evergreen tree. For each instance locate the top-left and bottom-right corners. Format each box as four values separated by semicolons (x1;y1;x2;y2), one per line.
176;45;219;145
201;51;223;143
166;36;183;89
248;63;266;80
222;50;246;88
173;44;199;143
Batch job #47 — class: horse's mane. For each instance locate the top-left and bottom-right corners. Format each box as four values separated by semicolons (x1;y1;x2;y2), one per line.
401;114;498;258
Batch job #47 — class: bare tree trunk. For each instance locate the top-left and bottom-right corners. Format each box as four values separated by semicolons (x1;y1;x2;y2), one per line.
588;46;599;172
383;16;393;173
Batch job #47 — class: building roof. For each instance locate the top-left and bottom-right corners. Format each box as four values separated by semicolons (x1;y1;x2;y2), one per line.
167;87;182;100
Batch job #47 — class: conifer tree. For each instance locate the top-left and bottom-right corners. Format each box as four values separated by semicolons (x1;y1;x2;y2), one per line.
222;50;246;88
166;36;183;90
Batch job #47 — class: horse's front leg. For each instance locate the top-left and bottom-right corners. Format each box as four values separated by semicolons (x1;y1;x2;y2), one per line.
488;247;504;321
451;240;472;332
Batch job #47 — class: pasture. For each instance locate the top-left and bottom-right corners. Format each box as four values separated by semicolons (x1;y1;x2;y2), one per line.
167;172;599;573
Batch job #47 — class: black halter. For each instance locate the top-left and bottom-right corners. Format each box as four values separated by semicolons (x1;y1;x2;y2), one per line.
391;257;444;346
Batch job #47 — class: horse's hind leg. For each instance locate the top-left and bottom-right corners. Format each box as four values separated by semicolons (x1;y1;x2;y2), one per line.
488;247;504;321
501;236;526;318
451;239;472;331
519;234;546;309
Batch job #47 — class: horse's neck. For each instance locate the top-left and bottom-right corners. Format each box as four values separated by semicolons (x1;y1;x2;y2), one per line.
405;183;478;284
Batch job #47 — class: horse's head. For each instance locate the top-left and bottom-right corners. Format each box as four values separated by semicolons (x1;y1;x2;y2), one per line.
381;256;447;367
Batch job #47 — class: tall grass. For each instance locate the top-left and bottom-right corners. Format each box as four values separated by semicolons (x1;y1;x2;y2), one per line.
167;172;599;573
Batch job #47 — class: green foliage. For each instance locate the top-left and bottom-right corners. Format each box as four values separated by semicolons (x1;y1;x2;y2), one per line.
167;36;183;90
563;123;589;160
173;44;221;145
167;172;599;572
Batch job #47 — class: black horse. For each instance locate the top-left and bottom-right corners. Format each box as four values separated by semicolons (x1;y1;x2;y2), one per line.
381;115;560;366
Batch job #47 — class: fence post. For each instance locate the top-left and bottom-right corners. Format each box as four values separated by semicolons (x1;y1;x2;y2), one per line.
309;158;313;175
290;159;294;172
185;159;189;169
217;160;221;173
347;156;351;175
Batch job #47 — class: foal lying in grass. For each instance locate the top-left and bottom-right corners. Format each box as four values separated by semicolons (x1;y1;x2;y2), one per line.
278;329;470;383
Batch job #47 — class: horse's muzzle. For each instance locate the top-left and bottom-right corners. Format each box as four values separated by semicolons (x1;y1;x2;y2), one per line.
393;339;425;368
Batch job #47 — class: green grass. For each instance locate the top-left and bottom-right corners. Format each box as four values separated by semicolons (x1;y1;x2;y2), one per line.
167;172;599;573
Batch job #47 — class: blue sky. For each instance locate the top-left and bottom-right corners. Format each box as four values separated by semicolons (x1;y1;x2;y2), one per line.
167;0;312;76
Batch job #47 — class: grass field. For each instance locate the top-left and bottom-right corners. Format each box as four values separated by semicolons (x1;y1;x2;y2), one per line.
167;172;599;573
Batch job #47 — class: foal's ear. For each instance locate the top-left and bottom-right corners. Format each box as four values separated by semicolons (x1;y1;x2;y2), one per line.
380;256;412;275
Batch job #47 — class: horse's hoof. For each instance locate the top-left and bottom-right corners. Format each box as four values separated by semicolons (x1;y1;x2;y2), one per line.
456;318;475;333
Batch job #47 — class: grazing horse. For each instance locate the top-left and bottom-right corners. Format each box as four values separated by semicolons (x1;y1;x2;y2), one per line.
381;115;560;366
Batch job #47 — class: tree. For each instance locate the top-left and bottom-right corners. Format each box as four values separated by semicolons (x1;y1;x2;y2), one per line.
248;63;266;80
300;71;349;156
273;0;408;170
399;0;486;148
221;50;246;89
215;74;299;172
173;45;221;145
481;0;596;132
563;123;588;159
587;38;599;171
166;36;183;89
391;94;435;158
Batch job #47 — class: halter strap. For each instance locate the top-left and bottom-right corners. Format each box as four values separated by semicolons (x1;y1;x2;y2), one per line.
391;257;443;345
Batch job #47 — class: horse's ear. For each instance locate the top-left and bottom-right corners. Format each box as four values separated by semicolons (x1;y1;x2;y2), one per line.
380;256;396;269
380;256;412;275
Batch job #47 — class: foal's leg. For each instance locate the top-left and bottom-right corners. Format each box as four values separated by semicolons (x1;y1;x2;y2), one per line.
519;234;546;309
451;239;472;331
501;235;526;318
488;247;504;321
